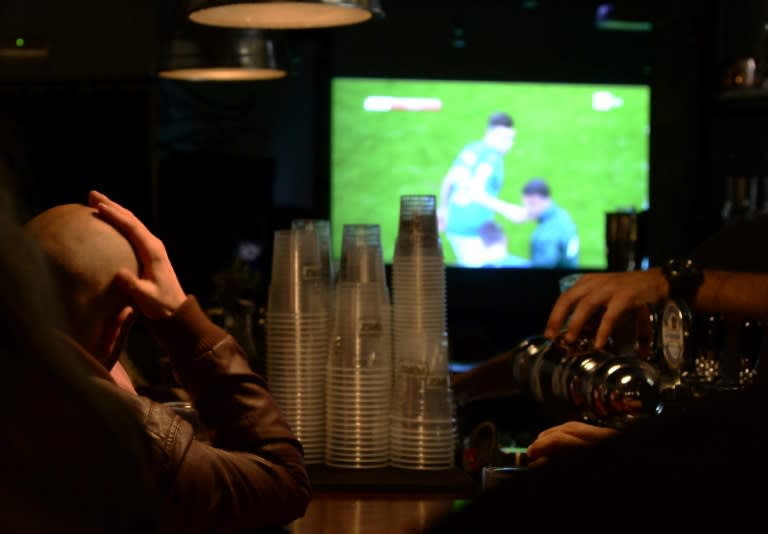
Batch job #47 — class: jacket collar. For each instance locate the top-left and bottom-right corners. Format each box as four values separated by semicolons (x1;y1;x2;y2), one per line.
53;330;116;385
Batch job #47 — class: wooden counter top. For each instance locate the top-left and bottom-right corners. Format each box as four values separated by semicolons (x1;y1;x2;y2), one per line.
286;492;468;534
285;465;477;534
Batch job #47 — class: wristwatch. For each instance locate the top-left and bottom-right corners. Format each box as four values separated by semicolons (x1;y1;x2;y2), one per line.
661;258;704;302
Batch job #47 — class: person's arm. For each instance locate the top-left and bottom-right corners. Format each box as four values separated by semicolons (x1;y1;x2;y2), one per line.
451;350;520;405
526;421;619;468
544;268;768;349
147;297;312;532
465;163;528;223
437;164;466;231
89;191;311;532
472;193;529;223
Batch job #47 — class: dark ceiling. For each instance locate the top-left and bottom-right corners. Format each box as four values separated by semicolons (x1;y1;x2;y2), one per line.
0;0;655;82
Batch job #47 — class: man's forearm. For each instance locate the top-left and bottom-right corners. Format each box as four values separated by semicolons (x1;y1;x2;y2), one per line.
452;351;520;404
148;296;302;444
695;271;768;319
146;296;311;530
472;191;527;223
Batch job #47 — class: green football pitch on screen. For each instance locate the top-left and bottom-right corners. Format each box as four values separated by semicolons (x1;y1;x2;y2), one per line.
331;77;650;269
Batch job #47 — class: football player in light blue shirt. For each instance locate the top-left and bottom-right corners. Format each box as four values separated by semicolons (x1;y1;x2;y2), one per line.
437;112;524;267
521;178;580;269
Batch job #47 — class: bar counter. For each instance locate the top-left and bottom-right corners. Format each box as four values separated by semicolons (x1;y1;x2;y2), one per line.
285;465;477;534
286;492;464;534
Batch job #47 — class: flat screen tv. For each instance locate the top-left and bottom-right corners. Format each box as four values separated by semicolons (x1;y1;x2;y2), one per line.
330;77;650;270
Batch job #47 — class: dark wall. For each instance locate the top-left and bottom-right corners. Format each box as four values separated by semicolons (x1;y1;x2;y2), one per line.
0;0;156;82
0;82;154;224
331;1;650;83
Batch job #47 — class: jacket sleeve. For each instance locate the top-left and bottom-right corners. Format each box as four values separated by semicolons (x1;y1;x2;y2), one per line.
143;296;312;533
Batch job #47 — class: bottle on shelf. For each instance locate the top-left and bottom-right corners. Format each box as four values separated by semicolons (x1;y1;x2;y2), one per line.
717;318;763;391
721;175;758;224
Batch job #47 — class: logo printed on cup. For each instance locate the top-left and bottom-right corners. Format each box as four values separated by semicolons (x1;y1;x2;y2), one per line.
359;321;383;336
302;263;322;281
398;363;428;377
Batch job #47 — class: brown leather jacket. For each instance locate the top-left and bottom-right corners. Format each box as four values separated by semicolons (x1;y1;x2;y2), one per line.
76;296;312;533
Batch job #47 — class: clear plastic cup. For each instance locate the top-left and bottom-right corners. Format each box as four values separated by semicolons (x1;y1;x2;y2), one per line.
327;429;389;441
325;387;391;398
326;410;391;423
392;335;450;374
267;347;328;358
267;378;326;391
389;458;454;470
390;436;456;450
325;445;390;456
265;318;329;330
391;261;445;275
396;195;439;240
326;434;390;446
391;372;455;421
270;228;321;283
339;224;388;286
326;456;389;469
325;385;392;396
291;219;335;285
276;411;326;426
326;460;390;469
326;451;390;461
268;227;332;314
325;423;390;435
325;386;391;397
329;283;392;369
267;362;328;372
326;366;393;376
326;450;390;461
267;282;329;316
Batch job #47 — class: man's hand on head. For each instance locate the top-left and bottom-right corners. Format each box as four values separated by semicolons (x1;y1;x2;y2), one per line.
88;191;187;320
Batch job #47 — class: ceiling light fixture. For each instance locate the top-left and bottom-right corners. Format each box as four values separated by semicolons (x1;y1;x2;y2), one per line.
186;0;384;30
158;27;286;82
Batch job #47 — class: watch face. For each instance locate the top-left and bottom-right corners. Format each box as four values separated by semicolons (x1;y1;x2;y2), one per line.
661;300;688;371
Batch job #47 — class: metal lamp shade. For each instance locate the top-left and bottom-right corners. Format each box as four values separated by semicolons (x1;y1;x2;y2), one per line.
187;0;384;30
158;27;286;81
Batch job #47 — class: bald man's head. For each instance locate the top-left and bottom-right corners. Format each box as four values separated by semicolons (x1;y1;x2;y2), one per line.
25;204;139;362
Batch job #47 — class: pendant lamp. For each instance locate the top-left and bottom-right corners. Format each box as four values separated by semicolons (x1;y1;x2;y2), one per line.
187;0;384;30
158;27;286;81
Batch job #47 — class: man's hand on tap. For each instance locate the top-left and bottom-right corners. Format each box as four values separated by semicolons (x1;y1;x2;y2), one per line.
544;269;670;350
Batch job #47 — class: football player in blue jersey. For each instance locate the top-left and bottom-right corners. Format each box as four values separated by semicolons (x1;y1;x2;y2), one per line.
520;178;580;269
437;112;525;267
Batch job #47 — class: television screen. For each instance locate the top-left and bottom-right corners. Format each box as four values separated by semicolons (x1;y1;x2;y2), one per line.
330;77;650;269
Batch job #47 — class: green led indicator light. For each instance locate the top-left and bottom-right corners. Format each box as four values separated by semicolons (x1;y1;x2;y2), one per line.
15;38;25;48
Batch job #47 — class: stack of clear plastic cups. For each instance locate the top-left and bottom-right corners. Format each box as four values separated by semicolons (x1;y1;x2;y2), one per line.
266;227;331;464
390;195;456;470
325;224;392;468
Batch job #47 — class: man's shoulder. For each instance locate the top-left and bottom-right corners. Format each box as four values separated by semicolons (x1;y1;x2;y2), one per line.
458;141;499;162
550;204;577;229
456;141;484;165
